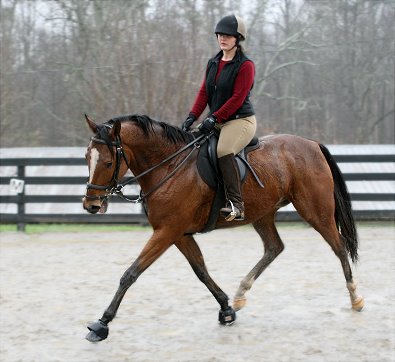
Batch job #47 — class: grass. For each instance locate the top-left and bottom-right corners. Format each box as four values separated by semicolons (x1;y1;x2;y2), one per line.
0;223;151;234
0;221;392;234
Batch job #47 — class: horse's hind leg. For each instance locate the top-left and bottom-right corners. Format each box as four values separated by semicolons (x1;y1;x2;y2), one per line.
317;222;364;311
233;215;284;311
175;235;236;325
293;194;364;311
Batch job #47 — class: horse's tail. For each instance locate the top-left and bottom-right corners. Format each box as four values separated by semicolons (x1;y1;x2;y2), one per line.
319;143;359;263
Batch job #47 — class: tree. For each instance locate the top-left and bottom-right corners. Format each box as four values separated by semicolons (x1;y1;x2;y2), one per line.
1;0;393;146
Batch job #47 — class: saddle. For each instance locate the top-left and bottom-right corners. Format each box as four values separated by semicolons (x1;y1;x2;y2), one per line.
196;132;263;233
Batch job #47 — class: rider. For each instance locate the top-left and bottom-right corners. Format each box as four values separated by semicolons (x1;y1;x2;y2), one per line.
182;14;256;221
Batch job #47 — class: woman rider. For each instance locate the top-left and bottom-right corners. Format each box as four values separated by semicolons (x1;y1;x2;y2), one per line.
182;14;256;222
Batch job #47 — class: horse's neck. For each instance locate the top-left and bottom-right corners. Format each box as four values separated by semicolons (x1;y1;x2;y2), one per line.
126;136;181;180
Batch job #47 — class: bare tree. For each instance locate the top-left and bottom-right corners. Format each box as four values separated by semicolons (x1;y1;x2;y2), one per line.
0;0;393;146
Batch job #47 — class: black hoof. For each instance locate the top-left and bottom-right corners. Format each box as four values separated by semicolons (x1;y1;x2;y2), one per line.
86;320;109;342
219;306;236;325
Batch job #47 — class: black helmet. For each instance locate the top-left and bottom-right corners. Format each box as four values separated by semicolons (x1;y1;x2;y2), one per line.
215;15;247;41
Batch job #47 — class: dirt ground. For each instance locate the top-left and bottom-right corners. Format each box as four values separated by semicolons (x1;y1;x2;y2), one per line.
0;223;394;362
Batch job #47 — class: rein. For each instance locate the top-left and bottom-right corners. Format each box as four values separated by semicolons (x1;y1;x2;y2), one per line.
85;132;211;204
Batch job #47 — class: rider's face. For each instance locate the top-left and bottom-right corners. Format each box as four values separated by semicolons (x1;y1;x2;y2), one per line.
217;33;237;52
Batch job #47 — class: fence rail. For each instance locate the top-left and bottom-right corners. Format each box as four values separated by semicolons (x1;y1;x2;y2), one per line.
1;153;394;230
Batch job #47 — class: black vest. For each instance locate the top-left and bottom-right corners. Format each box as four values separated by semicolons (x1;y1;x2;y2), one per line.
205;50;254;122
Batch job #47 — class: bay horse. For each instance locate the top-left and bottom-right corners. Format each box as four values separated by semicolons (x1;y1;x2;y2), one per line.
82;113;364;342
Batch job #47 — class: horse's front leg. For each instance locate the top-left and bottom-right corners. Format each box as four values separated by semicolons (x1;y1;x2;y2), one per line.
86;229;174;342
175;235;236;325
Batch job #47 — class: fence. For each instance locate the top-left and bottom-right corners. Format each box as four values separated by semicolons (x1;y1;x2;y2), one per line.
1;148;394;231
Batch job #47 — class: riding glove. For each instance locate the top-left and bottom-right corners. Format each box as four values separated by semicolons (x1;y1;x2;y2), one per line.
199;115;217;134
182;114;197;131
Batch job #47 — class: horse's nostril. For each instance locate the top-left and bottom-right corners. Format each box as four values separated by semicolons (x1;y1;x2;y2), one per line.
88;205;101;214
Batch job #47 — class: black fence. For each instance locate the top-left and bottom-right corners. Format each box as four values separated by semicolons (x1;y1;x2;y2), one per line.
1;153;394;231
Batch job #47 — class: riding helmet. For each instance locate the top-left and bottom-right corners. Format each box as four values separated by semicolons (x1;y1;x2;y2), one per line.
215;15;247;41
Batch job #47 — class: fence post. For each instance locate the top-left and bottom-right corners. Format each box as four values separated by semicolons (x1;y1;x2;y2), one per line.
17;165;25;232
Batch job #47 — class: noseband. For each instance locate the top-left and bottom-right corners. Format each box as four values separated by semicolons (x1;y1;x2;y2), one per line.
85;132;210;204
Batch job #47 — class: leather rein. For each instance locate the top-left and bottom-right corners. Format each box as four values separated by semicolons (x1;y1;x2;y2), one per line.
85;132;210;204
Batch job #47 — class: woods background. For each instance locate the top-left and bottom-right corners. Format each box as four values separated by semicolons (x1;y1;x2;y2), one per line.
1;0;394;147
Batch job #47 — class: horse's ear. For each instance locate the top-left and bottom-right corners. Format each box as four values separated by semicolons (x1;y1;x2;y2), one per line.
110;120;121;138
85;114;97;134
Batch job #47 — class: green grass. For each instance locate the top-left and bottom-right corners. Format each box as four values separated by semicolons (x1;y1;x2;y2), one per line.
0;220;392;234
0;224;151;233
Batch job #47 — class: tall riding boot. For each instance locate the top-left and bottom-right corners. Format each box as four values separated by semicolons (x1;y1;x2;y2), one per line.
218;153;245;221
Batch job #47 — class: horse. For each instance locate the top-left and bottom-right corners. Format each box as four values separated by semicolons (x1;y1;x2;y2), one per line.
82;113;364;342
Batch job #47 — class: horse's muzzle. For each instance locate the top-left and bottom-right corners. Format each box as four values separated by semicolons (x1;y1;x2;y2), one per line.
85;204;101;214
83;196;101;214
83;196;108;214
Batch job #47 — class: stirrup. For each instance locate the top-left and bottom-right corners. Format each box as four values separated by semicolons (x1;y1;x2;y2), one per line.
221;200;244;222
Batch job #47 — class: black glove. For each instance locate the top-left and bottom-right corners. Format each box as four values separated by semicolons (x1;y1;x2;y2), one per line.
199;115;217;134
181;114;196;131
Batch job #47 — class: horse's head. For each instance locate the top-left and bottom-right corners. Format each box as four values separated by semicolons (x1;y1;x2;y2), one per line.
83;114;128;214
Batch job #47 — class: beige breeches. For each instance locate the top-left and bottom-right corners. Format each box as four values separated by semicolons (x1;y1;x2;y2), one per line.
216;115;257;158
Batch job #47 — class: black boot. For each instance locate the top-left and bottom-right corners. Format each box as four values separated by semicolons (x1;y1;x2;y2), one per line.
218;153;245;221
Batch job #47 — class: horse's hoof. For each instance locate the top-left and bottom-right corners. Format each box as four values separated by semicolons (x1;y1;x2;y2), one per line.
219;306;236;325
86;320;109;342
352;297;365;312
233;297;247;311
86;330;105;342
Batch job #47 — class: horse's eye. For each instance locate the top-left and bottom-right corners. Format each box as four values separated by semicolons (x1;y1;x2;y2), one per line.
106;162;113;169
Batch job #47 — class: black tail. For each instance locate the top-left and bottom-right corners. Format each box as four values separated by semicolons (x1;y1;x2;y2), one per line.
319;144;359;263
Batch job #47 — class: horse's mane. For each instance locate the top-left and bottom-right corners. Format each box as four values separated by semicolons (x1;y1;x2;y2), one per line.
102;114;195;145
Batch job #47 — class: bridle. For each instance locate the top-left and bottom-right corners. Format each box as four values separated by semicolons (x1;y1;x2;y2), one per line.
85;134;128;202
85;132;210;204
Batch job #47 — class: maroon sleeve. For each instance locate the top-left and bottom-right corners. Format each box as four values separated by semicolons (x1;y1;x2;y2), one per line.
213;60;255;123
190;79;208;119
